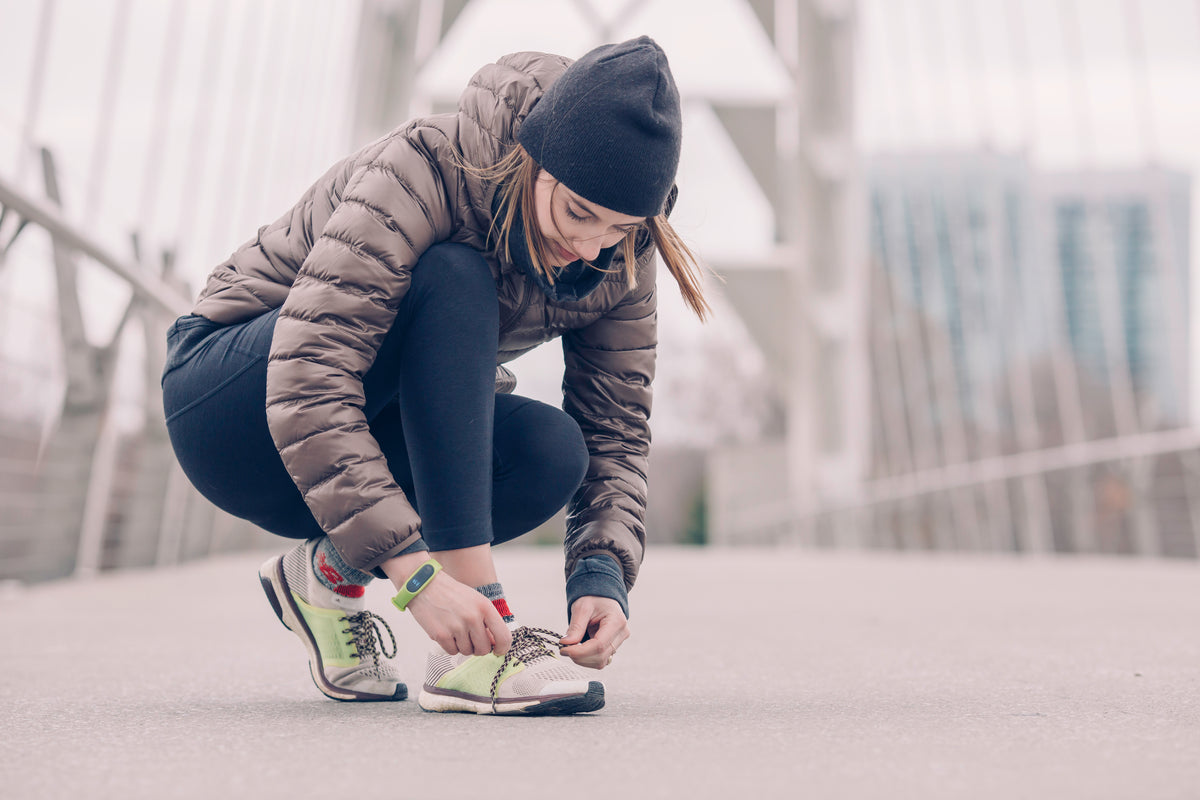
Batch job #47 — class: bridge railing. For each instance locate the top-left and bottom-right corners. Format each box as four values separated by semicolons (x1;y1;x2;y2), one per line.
0;153;267;583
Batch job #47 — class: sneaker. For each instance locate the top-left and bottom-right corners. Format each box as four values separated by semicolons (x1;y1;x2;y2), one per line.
258;539;406;701
418;626;604;715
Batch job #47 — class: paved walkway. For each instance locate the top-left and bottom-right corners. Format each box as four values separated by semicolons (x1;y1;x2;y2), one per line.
2;546;1198;799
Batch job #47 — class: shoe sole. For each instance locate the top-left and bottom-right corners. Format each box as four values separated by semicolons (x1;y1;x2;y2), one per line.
258;555;407;703
416;681;604;715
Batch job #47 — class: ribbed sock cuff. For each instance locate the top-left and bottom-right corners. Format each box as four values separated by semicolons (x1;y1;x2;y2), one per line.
314;537;374;591
475;582;514;622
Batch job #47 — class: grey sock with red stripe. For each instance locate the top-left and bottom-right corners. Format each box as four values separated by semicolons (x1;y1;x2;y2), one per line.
312;537;373;599
475;582;514;623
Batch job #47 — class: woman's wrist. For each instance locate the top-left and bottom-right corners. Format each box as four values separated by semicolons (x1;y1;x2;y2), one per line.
390;558;443;611
381;549;438;591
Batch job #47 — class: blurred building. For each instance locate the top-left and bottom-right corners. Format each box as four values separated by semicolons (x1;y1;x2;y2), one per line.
868;154;1185;450
1043;168;1191;431
711;152;1198;557
867;154;1191;457
867;152;1040;472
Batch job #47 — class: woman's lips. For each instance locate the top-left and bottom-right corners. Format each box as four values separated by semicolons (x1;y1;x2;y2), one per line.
553;242;577;263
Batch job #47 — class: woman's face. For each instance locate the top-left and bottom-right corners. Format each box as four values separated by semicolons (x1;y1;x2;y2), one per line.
532;171;645;267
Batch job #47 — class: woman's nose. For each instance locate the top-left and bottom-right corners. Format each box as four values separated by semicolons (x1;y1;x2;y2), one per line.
572;237;603;261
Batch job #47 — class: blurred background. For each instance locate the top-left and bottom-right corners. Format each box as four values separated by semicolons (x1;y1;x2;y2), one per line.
1;0;1198;582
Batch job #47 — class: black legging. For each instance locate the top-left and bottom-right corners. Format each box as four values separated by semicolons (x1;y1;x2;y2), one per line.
163;243;588;553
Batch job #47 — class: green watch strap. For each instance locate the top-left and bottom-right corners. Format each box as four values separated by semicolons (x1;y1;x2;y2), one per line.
391;558;443;612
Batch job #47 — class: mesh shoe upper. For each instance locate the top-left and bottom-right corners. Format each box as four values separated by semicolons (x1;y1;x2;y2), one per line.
421;626;601;714
261;538;405;700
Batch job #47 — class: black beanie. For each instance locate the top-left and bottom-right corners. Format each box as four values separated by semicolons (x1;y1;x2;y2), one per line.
517;36;682;218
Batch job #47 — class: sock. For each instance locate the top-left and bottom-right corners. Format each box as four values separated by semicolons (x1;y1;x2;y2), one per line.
313;537;373;598
475;582;514;623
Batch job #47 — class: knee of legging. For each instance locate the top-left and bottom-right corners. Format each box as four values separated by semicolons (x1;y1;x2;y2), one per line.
513;408;589;494
490;409;588;545
410;243;498;318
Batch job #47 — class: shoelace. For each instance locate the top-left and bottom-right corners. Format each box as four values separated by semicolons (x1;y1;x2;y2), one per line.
488;626;565;712
342;611;398;666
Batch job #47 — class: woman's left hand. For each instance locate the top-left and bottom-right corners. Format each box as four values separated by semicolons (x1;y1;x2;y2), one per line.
559;596;630;669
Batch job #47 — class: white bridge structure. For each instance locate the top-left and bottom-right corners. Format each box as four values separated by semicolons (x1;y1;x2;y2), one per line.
2;0;1198;582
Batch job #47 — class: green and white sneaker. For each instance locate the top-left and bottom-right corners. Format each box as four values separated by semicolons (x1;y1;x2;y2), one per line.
259;539;406;701
418;626;604;715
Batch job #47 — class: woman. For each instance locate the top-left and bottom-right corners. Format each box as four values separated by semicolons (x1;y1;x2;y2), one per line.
162;35;707;715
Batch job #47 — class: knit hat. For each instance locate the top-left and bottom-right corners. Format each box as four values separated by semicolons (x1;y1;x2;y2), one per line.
517;36;682;218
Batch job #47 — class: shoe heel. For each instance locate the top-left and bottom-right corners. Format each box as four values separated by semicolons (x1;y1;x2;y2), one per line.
258;561;289;630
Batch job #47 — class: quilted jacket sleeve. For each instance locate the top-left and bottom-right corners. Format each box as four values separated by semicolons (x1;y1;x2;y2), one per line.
266;129;453;572
561;244;658;606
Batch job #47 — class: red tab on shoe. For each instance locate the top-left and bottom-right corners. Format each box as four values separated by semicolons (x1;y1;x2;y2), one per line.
491;598;513;619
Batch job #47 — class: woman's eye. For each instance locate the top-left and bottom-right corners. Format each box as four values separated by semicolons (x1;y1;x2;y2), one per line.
565;205;588;222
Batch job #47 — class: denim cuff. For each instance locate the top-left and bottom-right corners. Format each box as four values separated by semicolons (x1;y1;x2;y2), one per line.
566;555;629;620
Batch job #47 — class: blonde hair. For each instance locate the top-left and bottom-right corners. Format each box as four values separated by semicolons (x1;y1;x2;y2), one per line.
479;145;711;320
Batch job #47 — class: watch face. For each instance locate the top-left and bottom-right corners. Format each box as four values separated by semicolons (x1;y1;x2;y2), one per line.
406;563;435;592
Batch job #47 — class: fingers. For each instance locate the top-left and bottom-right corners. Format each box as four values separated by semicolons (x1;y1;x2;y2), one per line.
408;574;511;657
560;612;589;646
435;619;493;657
467;617;492;656
483;603;512;656
452;593;508;657
561;614;631;670
561;638;613;669
432;630;458;654
560;595;605;646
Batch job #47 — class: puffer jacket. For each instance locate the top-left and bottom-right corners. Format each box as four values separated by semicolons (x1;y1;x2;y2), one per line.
190;51;659;599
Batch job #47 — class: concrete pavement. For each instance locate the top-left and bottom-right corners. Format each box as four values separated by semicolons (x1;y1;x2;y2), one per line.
1;546;1198;799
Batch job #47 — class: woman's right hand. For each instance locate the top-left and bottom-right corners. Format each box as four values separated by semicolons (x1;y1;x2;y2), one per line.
406;570;512;656
381;551;510;657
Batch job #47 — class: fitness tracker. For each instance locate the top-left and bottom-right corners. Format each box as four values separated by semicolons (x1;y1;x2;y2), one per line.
391;558;443;612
